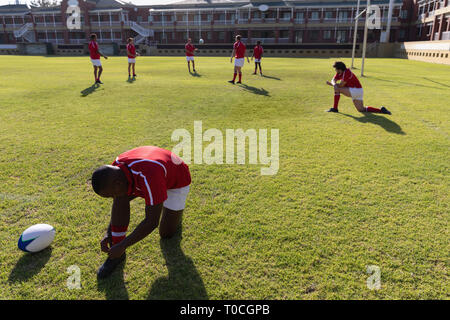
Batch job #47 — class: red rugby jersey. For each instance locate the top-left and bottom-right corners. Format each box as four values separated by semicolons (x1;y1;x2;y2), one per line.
112;146;191;206
126;43;136;58
185;43;195;56
253;45;263;59
88;41;100;60
333;68;362;88
234;41;246;59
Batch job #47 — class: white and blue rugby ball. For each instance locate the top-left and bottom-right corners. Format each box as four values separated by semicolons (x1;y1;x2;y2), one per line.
18;224;55;253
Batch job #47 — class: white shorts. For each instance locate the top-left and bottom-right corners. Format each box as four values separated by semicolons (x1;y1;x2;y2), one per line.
163;185;190;211
349;87;364;101
254;58;261;63
128;58;136;63
234;58;245;67
186;56;194;61
91;59;102;67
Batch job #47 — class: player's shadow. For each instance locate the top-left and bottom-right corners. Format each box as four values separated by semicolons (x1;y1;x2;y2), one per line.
189;71;202;77
8;247;52;282
262;74;281;81
238;84;270;97
147;225;208;300
97;256;129;300
80;84;100;97
126;77;136;83
340;112;405;135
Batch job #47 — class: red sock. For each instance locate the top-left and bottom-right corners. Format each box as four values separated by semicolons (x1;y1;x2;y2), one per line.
365;106;381;113
238;72;242;82
111;225;128;245
333;94;340;109
232;72;237;81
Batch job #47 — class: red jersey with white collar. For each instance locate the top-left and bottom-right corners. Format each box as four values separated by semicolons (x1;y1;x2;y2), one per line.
112;146;191;206
333;68;362;88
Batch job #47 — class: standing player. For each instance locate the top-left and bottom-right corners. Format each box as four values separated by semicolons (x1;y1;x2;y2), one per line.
88;33;108;84
91;146;191;279
126;37;139;79
326;61;391;114
251;40;264;76
185;38;198;73
229;35;249;84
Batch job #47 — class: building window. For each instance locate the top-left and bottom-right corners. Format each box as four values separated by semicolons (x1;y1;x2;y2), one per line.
311;12;319;20
310;30;320;40
148;15;153;22
207;31;212;40
282;12;291;20
218;13;225;21
337;30;347;43
325;11;333;19
207;14;212;21
218;31;225;40
323;30;332;39
296;12;304;20
137;16;142;23
338;11;348;21
400;10;408;19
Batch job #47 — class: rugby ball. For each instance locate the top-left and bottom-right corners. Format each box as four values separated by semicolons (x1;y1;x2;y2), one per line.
18;224;55;253
199;38;204;44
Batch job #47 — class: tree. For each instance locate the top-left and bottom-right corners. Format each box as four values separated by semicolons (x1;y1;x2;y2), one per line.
29;0;60;8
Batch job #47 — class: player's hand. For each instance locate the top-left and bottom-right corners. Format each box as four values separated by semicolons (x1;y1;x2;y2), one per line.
230;58;233;63
104;56;108;60
326;81;332;86
100;234;112;253
108;242;126;259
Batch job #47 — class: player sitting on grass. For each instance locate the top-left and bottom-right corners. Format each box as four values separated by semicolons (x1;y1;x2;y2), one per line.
326;61;391;115
185;38;198;73
229;35;249;84
91;146;191;279
88;33;108;85
126;37;139;79
252;41;264;76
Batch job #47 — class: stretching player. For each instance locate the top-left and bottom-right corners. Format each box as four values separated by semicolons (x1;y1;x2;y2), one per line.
252;41;264;76
185;38;198;73
229;35;249;84
88;33;108;84
126;38;139;79
91;146;191;279
326;61;391;114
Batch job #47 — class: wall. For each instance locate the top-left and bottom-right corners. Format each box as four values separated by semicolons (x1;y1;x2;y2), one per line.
394;40;450;64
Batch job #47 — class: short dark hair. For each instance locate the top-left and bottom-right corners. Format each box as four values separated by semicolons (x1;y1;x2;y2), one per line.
333;61;347;71
236;35;241;41
256;40;261;45
90;33;97;40
127;37;133;43
91;165;114;195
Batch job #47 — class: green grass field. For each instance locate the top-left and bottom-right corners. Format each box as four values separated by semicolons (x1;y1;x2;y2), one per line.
0;56;448;300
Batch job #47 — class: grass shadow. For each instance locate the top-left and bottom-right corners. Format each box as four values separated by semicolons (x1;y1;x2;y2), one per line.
189;71;202;77
238;84;270;97
8;247;52;282
262;74;281;81
80;83;100;97
340;112;406;135
96;256;129;300
147;225;208;300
